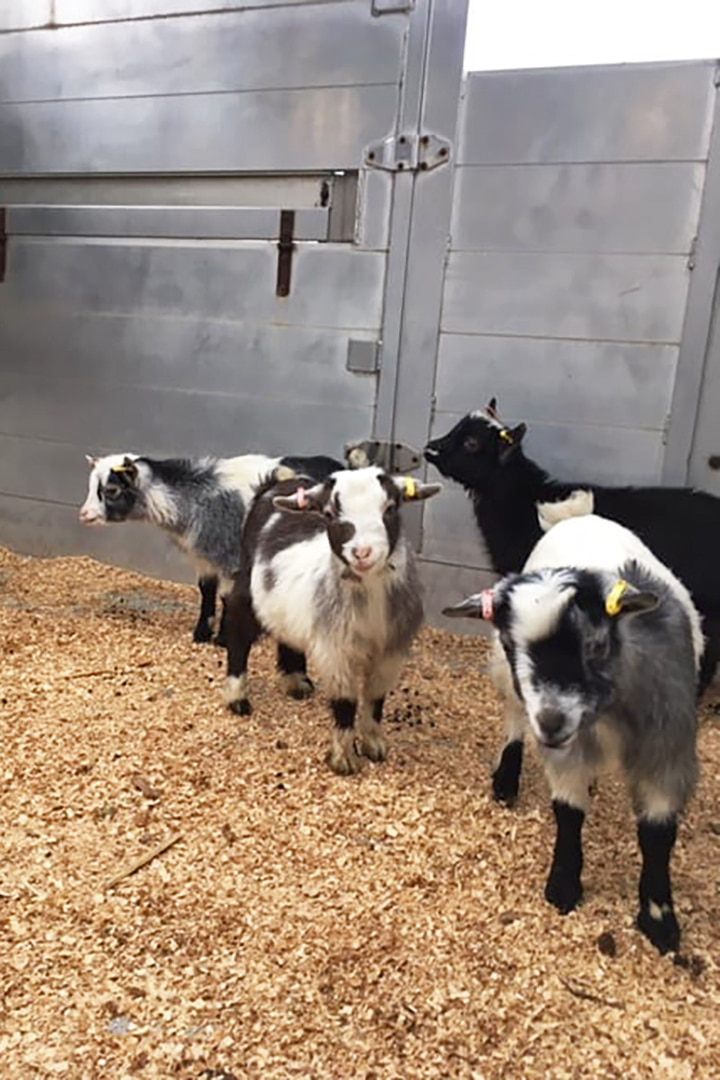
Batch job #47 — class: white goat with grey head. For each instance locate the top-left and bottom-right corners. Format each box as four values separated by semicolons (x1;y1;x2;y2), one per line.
79;450;344;653
444;513;702;954
224;466;441;774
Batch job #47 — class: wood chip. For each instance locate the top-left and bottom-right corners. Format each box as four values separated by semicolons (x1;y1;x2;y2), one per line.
1;543;719;1078
105;833;183;888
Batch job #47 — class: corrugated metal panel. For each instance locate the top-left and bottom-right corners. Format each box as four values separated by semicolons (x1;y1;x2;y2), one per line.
0;86;395;173
441;251;689;343
0;375;373;462
0;6;402;103
458;62;717;165
451;163;704;254
434;335;677;430
0;313;378;410
3;240;386;328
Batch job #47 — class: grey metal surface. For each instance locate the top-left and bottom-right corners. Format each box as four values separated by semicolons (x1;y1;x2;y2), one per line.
442;251;690;343
665;84;720;486
1;4;403;102
0;0;50;31
0;311;379;415
55;0;327;21
0;0;412;595
434;335;678;432
451;163;704;254
687;277;720;497
0;87;397;174
374;0;469;473
459;62;717;166
4;239;386;327
420;59;718;595
8;206;330;241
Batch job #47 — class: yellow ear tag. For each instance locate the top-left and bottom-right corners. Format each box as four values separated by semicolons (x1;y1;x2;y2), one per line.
605;579;628;617
402;476;418;499
499;429;514;445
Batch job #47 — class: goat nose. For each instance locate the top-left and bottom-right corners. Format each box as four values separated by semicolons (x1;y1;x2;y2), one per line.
537;709;566;739
353;544;372;561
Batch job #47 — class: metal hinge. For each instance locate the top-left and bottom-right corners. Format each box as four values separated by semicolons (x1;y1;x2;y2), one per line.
0;208;6;283
364;132;451;174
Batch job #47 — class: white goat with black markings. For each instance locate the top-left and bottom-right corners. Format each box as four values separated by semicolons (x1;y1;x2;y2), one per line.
223;466;441;774
79;451;346;647
444;513;702;954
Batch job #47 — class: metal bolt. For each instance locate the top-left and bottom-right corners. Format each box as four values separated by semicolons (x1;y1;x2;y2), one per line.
708;455;720;470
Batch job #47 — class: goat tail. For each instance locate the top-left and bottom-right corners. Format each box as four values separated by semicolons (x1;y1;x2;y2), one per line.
536;489;594;533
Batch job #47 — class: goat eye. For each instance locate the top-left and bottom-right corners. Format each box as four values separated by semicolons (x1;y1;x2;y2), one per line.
463;436;479;452
384;503;398;517
104;484;121;499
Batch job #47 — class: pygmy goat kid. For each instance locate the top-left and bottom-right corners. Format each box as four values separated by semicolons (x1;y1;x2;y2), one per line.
223;466;441;774
424;398;720;696
444;513;702;954
79;451;343;656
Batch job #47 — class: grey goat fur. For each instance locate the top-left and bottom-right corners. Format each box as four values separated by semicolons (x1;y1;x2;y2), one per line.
444;513;701;954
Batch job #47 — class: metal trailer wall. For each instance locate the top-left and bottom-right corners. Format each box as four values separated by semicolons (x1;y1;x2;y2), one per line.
1;3;719;627
421;60;720;623
0;0;468;588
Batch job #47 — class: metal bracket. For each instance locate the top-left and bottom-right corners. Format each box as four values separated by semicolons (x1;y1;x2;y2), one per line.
345;439;422;474
0;208;6;283
275;209;295;297
364;132;451;173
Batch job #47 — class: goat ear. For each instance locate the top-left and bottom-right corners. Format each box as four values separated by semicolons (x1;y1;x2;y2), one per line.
273;483;325;515
485;396;499;419
395;477;442;502
120;456;139;483
498;422;527;464
605;580;659;619
442;589;495;621
85;454;98;468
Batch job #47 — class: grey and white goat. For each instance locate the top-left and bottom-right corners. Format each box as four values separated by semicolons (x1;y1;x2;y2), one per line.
79;451;344;656
223;466;441;774
444;513;703;953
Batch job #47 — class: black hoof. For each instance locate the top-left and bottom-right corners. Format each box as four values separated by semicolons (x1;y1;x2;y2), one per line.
637;905;680;955
492;768;519;806
289;678;314;701
228;698;252;717
545;870;583;915
492;740;523;806
193;623;214;644
215;631;227;649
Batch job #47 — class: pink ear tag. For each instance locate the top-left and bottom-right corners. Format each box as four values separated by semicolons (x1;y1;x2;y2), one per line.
296;486;307;509
481;589;494;620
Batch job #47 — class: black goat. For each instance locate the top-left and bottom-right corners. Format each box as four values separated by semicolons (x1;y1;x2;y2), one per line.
425;399;720;803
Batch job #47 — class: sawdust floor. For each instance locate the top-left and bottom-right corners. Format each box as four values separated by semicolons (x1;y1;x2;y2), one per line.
0;545;719;1080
